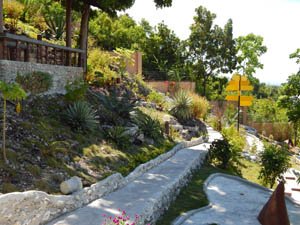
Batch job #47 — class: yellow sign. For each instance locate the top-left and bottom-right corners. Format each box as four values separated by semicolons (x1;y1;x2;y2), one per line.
240;80;250;86
241;85;254;91
226;85;239;91
241;76;247;81
225;96;238;101
232;75;247;81
229;80;239;86
240;96;253;101
240;101;252;106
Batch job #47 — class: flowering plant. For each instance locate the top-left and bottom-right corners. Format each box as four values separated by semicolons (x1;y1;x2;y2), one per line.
101;209;149;225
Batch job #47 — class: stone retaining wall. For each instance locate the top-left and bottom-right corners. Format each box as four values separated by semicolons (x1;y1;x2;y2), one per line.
0;137;208;225
0;60;83;94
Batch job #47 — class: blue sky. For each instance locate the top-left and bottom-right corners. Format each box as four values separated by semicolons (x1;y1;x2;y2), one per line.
126;0;300;85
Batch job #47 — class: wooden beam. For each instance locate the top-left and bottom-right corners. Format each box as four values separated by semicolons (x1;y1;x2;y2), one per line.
0;0;3;33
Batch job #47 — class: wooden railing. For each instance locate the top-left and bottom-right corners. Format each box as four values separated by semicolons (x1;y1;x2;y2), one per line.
0;32;86;68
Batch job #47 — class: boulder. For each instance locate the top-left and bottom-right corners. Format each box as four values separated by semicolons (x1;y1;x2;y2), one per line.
60;176;83;194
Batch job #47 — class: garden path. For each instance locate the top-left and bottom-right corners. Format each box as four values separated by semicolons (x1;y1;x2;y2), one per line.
46;128;221;225
172;173;300;225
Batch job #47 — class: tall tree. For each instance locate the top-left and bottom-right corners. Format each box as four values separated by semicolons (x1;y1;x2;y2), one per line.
187;6;236;97
278;72;300;146
235;33;267;94
74;0;173;51
142;21;184;80
89;12;146;51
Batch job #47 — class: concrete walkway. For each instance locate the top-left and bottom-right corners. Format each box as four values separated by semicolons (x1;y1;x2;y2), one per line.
47;128;222;225
172;174;300;225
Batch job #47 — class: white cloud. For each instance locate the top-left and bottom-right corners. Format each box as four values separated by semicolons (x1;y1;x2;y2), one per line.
125;0;300;85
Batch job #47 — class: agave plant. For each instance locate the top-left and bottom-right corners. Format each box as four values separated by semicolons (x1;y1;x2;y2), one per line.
169;91;192;121
95;88;137;120
64;101;98;132
133;111;163;141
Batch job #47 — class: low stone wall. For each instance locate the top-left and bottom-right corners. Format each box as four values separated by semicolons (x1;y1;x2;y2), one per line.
0;136;208;225
140;141;209;224
0;60;83;94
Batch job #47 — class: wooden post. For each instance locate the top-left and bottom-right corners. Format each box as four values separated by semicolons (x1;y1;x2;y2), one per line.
66;0;72;66
61;49;64;65
53;48;57;65
15;40;20;61
45;46;48;63
2;37;6;59
0;0;3;33
25;42;30;62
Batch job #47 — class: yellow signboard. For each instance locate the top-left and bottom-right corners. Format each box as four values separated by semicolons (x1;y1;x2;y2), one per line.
226;85;239;91
240;101;252;106
240;96;253;101
241;85;254;91
225;96;238;101
241;76;247;81
229;80;239;86
240;80;250;86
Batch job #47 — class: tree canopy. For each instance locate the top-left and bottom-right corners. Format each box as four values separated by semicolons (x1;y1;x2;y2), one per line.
187;6;236;97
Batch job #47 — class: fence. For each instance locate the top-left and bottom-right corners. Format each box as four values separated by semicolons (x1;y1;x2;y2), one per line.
0;32;86;68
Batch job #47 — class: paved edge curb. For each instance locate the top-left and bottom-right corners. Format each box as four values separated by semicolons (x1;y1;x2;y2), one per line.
172;173;300;225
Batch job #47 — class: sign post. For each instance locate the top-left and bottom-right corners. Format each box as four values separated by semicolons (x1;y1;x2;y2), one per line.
225;74;253;132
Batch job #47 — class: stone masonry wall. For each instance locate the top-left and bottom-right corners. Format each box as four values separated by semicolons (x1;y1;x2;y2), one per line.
0;137;208;225
0;60;84;94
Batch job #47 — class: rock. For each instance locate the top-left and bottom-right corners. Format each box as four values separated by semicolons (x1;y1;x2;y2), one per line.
144;138;155;145
60;176;83;194
123;126;139;137
137;134;145;142
170;124;183;132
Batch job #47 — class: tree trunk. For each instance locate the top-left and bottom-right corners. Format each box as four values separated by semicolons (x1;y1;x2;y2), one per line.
66;0;72;47
79;3;90;72
79;3;90;51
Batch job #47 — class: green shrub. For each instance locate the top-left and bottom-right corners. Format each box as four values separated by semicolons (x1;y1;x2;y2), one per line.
87;48;118;87
64;101;98;132
224;104;237;126
221;126;246;151
3;0;24;32
26;165;42;178
207;138;243;175
64;78;88;103
96;88;137;120
169;90;192;121
189;93;210;119
133;111;163;141
259;144;291;188
102;126;131;150
1;183;18;193
147;90;164;105
16;71;53;94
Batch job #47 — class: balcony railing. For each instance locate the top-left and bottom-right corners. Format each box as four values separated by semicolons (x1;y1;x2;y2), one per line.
0;32;86;68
